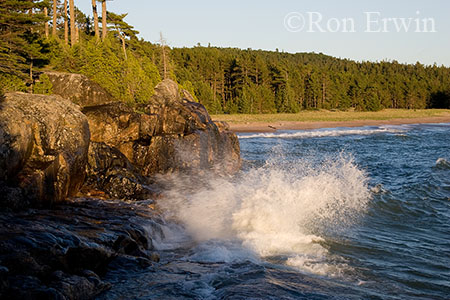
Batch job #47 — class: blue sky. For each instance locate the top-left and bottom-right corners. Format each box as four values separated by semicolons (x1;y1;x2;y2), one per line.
76;0;450;66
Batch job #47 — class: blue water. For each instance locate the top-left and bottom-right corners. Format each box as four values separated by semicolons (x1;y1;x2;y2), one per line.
101;123;450;300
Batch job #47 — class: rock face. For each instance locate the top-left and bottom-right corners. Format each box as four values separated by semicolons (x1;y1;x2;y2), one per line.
0;93;90;208
84;79;241;176
0;77;241;206
45;72;116;108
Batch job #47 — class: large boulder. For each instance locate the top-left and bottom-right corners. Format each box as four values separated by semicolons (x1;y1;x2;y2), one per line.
45;71;116;108
83;79;241;176
0;92;90;208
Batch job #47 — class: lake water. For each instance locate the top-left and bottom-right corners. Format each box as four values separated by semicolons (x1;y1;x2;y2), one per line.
100;123;450;300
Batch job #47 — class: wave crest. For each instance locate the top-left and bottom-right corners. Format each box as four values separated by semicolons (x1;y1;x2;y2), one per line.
157;151;371;275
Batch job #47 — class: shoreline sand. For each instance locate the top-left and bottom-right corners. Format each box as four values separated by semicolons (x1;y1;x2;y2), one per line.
226;116;450;133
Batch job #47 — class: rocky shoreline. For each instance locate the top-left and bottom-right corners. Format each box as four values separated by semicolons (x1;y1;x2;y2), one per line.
0;73;241;299
0;198;163;299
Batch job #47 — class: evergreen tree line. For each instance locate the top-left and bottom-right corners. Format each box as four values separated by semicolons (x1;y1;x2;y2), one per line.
1;1;449;112
171;47;450;113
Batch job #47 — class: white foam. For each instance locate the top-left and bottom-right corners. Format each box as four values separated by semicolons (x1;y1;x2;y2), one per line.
157;152;370;276
186;240;258;264
239;127;405;139
146;221;192;251
286;254;350;277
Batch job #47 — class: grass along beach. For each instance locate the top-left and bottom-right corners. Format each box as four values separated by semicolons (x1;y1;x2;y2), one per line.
212;109;450;132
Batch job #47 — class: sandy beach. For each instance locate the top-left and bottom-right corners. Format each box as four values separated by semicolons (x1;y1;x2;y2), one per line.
228;116;450;133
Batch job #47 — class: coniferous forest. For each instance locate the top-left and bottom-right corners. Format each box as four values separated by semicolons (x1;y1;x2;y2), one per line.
1;0;450;113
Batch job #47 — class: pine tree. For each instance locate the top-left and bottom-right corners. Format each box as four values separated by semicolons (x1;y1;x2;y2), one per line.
0;0;49;78
107;12;138;61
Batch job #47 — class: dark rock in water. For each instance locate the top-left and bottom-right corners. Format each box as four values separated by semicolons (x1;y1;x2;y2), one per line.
83;79;241;176
45;72;116;108
0;198;163;300
0;93;90;209
85;142;158;200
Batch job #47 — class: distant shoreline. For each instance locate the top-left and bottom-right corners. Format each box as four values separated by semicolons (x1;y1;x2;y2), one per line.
211;109;450;133
225;116;450;133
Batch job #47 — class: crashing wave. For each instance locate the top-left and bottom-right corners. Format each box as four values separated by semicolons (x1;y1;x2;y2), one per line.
157;151;370;276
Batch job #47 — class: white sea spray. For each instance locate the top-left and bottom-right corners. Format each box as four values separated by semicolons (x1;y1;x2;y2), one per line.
157;150;371;276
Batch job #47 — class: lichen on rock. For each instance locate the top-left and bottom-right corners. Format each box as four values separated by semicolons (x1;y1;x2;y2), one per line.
45;71;116;108
0;92;90;208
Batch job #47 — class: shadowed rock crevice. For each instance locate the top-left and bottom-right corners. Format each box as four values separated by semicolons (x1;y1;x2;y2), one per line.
84;142;159;200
